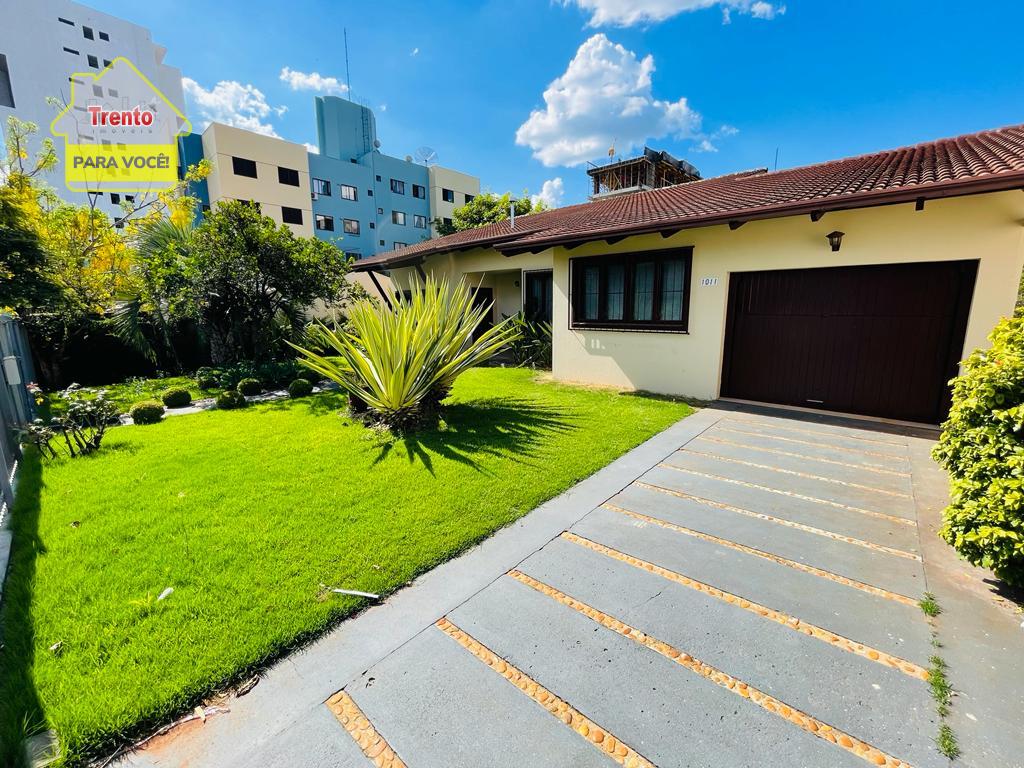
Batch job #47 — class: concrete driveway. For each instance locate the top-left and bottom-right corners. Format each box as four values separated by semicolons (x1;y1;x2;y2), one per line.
123;406;1024;768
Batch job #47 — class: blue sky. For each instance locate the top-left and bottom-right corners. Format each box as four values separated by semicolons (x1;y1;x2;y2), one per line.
88;0;1024;206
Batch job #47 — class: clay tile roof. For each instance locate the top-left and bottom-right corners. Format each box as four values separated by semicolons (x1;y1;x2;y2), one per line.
354;123;1024;271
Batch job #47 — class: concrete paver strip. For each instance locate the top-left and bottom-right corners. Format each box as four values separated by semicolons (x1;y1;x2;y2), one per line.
116;405;1022;768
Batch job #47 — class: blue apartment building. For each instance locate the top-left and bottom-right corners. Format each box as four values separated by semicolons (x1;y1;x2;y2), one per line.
308;97;431;258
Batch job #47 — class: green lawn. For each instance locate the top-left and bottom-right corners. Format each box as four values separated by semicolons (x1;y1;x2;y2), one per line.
0;367;691;765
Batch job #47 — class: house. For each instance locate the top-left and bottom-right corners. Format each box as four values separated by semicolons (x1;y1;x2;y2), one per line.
353;124;1024;425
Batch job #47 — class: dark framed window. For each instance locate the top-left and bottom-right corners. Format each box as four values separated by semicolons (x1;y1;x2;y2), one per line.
231;156;258;178
63;47;80;55
391;211;405;225
465;193;475;204
367;189;373;197
58;17;74;25
413;214;427;229
442;188;454;203
87;54;98;68
340;184;357;201
281;206;303;225
278;166;300;186
315;214;334;231
442;217;452;228
412;184;426;199
83;26;94;39
103;59;111;67
369;222;375;229
569;247;692;332
379;239;385;246
375;174;382;182
390;178;405;194
99;31;109;41
343;218;360;234
312;178;331;196
109;193;120;204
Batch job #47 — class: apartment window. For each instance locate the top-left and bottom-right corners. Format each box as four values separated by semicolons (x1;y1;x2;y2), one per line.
87;55;98;69
58;17;74;25
412;184;425;199
315;214;334;232
465;193;475;204
92;84;103;97
377;207;383;215
367;189;373;197
312;178;331;197
107;87;118;97
99;31;109;41
394;242;408;250
369;222;375;229
390;179;405;195
443;217;453;228
340;184;357;201
413;214;427;229
63;47;80;56
246;200;261;213
202;204;211;213
375;174;382;182
0;55;14;108
83;26;94;39
379;239;385;246
232;156;258;178
281;206;303;225
278;166;300;187
124;194;134;203
442;188;454;203
570;248;692;332
103;59;111;67
343;218;360;235
391;211;406;225
109;193;120;204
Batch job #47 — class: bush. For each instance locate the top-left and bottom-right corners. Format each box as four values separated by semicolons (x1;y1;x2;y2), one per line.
237;378;262;396
196;373;220;390
216;389;247;410
161;387;192;408
23;385;121;458
129;400;165;425
505;312;553;368
287;378;313;398
290;277;520;431
933;315;1024;586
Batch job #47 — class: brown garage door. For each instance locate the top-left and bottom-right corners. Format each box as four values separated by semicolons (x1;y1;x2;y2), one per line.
720;260;978;424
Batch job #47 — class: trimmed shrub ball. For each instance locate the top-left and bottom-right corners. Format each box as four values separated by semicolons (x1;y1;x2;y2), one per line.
298;371;319;385
161;387;192;408
129;400;164;425
196;374;219;390
237;378;262;396
287;378;313;398
216;390;247;410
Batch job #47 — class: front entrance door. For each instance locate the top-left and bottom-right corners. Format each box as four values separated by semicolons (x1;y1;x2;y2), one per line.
472;287;494;340
524;271;553;324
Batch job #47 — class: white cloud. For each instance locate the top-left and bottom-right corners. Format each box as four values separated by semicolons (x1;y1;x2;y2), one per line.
304;142;319;154
279;67;348;96
532;177;565;208
515;34;700;167
379;103;388;112
182;77;282;137
692;123;739;152
410;47;420;56
564;0;785;26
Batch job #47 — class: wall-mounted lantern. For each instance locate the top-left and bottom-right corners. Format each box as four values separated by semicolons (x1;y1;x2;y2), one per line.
826;230;845;252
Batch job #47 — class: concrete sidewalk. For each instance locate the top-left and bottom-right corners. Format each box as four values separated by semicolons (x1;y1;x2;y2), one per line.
119;405;1024;768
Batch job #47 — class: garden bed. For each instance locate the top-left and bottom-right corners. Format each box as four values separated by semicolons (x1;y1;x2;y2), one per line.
0;367;691;764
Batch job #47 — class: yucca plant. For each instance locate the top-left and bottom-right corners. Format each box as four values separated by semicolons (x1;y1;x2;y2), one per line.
289;277;520;430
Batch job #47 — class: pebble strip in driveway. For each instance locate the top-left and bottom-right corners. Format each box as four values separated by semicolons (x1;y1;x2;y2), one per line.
325;412;942;768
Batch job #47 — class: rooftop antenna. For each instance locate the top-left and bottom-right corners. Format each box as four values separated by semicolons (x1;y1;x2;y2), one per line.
415;146;438;165
773;147;780;171
344;29;352;97
509;196;516;230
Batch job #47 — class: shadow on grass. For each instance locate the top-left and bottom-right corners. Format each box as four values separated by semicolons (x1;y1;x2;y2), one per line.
260;392;349;417
0;450;46;767
373;397;576;475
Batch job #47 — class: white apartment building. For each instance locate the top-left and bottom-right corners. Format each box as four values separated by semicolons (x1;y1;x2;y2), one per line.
0;0;185;219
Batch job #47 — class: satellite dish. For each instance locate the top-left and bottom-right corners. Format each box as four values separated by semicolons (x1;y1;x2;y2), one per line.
373;139;381;149
415;146;438;165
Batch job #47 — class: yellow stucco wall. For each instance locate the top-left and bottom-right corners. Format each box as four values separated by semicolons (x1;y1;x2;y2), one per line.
390;190;1024;401
202;122;313;236
427;165;481;236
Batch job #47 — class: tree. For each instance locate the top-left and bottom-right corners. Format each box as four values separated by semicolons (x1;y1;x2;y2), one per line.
0;185;58;311
434;192;546;235
188;200;355;363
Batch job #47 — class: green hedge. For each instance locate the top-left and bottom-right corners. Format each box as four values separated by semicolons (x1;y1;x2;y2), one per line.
129;400;165;425
216;390;247;410
933;315;1024;586
161;387;192;408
